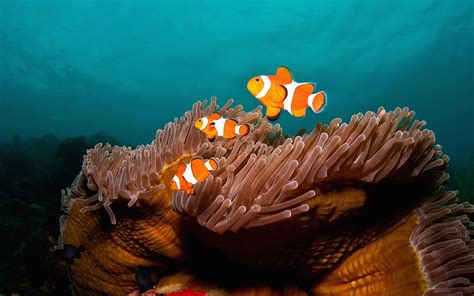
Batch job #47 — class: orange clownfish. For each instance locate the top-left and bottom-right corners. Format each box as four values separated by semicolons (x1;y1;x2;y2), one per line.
170;157;218;195
194;113;250;141
247;66;327;121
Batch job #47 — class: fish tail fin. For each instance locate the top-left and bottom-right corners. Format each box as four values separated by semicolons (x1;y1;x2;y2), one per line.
205;159;219;171
308;91;327;113
236;124;250;136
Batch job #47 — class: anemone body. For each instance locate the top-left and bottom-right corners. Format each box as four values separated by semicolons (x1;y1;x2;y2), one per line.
58;98;473;295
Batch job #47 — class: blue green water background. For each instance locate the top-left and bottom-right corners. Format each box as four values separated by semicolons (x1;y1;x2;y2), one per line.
1;0;473;164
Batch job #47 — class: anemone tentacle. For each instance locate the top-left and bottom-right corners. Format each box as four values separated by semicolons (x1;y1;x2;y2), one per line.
71;98;263;224
410;189;474;295
174;106;448;234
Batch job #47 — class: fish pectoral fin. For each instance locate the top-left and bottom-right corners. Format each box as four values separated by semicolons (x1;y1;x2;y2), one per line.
266;107;282;121
206;124;217;134
207;124;217;133
270;85;287;102
276;66;293;84
207;135;216;142
187;188;195;195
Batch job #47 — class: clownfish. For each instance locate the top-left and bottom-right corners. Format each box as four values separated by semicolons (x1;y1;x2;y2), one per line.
170;157;219;195
194;113;250;141
247;66;327;121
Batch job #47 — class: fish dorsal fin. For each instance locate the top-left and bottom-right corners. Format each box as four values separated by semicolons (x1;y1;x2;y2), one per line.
191;156;205;167
227;118;238;125
177;163;186;175
299;83;315;95
275;66;293;84
191;156;204;162
209;113;221;121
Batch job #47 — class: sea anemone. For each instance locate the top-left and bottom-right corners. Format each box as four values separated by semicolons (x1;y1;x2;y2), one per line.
173;106;445;233
57;98;473;295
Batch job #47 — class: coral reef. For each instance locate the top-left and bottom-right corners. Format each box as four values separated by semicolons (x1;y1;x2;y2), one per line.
58;98;473;295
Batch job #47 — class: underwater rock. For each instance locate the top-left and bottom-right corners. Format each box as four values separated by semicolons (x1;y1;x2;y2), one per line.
57;98;473;295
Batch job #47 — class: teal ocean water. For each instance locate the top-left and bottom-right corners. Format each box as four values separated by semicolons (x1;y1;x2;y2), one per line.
1;0;472;164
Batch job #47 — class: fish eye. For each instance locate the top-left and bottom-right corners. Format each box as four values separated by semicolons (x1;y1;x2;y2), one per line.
255;78;260;82
170;180;174;184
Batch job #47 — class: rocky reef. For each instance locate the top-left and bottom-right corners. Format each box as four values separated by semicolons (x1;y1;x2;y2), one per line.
57;98;473;295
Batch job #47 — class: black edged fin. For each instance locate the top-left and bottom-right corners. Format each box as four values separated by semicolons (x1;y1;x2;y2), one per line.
271;85;287;102
228;118;238;125
243;124;251;136
276;66;293;83
267;114;281;121
209;158;220;171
